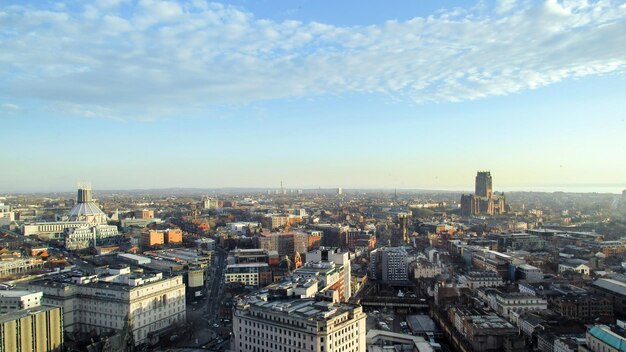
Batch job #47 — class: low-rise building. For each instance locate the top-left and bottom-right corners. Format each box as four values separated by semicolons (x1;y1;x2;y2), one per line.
0;290;43;314
590;278;626;316
0;257;44;279
586;325;626;352
517;264;544;282
459;270;503;290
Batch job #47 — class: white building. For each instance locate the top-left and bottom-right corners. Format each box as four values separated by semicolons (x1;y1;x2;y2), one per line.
22;185;121;248
459;271;503;290
64;223;121;250
0;290;43;314
232;297;366;352
304;247;351;301
489;291;548;323
225;263;271;288
0;203;15;226
29;266;186;346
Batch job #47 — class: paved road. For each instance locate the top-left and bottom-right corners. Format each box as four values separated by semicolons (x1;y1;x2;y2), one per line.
205;246;227;323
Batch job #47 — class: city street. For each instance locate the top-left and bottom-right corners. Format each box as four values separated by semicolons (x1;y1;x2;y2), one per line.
177;245;228;349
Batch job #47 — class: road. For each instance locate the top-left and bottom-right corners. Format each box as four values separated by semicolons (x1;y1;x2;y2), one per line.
176;245;228;349
205;246;227;324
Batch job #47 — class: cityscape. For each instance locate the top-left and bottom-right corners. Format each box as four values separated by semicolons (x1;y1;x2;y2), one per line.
2;1;626;352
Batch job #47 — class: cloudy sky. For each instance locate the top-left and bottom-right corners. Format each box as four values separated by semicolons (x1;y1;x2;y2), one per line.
1;0;625;192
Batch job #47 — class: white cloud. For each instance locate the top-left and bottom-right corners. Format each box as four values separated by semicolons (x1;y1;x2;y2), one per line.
0;0;625;119
1;103;21;111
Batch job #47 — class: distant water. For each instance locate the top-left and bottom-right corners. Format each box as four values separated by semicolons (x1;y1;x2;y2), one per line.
498;186;626;194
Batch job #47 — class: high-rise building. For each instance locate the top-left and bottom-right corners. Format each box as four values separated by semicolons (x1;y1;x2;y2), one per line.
369;247;409;283
337;187;343;195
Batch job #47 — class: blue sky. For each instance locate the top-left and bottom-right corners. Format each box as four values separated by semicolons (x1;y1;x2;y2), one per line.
1;0;626;193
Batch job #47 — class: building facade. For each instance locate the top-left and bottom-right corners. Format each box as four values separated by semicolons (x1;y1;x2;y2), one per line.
30;267;186;346
232;298;366;352
0;305;64;352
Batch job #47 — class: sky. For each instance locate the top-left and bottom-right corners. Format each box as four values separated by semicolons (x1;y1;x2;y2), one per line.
1;0;626;193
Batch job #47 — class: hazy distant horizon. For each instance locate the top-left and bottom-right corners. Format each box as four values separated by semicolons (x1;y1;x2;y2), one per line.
1;184;624;196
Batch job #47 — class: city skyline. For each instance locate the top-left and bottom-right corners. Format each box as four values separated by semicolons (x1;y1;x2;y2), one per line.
1;0;626;192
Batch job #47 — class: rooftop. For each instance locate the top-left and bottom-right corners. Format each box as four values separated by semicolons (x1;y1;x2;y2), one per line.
593;279;626;296
0;305;60;324
588;325;626;352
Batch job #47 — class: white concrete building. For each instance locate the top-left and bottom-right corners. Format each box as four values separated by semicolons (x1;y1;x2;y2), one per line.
0;290;43;314
300;247;351;301
225;263;271;288
64;223;121;250
29;266;186;346
0;203;15;226
232;297;366;352
459;270;503;290
489;291;548;323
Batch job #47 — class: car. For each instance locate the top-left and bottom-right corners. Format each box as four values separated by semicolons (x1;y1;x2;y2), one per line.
213;323;219;328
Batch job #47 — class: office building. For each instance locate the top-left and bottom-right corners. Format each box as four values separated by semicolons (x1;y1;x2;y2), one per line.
516;264;544;282
369;247;409;284
225;263;272;288
64;223;121;250
165;229;183;244
232;297;366;352
0;290;43;314
142;230;165;248
29;266;186;346
0;203;15;226
257;231;308;258
305;247;351;300
0;305;64;352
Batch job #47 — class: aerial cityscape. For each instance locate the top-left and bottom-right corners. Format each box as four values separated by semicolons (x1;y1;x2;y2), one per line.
2;0;626;352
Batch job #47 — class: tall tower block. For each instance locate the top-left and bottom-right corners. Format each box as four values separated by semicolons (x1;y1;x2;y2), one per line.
475;171;493;199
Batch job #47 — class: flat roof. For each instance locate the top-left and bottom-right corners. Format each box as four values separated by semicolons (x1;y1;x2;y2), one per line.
0;290;41;298
0;305;59;324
